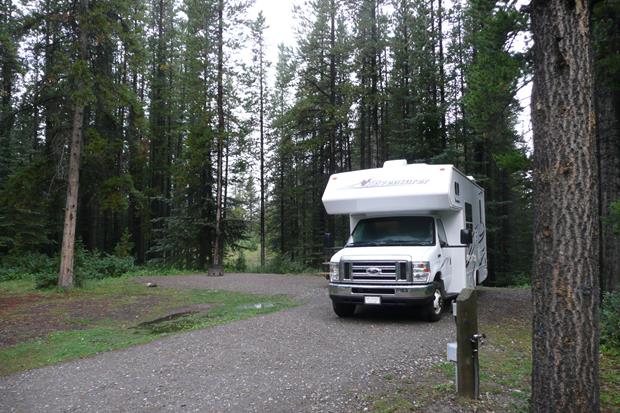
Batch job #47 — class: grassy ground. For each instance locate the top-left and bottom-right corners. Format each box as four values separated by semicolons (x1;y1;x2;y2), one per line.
367;319;531;413
601;346;620;410
368;311;620;413
0;276;298;376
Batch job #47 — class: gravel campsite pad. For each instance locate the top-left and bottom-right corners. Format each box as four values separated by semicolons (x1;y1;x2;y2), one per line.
0;274;531;412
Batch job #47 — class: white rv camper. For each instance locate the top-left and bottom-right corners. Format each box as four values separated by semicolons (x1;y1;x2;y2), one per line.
321;160;487;321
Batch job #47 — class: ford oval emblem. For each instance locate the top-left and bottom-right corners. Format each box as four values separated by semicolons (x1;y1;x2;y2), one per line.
366;267;382;275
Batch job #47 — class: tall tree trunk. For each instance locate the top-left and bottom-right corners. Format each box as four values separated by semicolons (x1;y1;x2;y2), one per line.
259;30;266;269
457;10;467;171
213;0;225;266
148;0;169;258
128;62;144;263
59;0;89;288
43;0;61;165
279;155;285;254
360;89;366;169
327;0;337;242
370;0;379;167
530;0;600;411
0;3;14;167
438;0;446;149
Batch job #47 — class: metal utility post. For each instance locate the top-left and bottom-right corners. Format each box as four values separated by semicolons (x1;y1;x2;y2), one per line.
471;333;486;398
456;288;479;399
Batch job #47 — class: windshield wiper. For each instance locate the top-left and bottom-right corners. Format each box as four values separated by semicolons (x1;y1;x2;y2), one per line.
384;240;432;246
345;241;382;247
346;240;432;247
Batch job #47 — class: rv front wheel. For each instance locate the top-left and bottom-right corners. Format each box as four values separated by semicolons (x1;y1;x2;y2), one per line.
333;302;356;317
426;282;444;322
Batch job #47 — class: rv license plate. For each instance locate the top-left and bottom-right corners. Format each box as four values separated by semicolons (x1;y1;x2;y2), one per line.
364;296;381;305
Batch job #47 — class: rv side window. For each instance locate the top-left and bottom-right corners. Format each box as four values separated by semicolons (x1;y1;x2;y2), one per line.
454;182;460;196
437;220;448;246
465;202;473;232
465;203;473;222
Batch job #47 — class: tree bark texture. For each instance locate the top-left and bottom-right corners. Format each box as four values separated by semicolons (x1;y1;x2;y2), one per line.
531;0;600;411
59;106;85;288
59;0;89;288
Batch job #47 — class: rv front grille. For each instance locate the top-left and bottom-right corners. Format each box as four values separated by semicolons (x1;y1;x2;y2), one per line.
352;287;395;294
343;261;409;284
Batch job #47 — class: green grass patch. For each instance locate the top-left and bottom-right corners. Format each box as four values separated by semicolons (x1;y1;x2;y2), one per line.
0;327;155;375
480;323;532;395
224;238;319;274
0;276;298;375
437;361;455;378
383;373;395;381
369;316;617;413
601;346;620;412
0;278;37;294
367;322;532;413
370;393;417;413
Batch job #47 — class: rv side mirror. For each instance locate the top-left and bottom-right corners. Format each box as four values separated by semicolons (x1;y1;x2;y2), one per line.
324;232;334;248
460;229;473;245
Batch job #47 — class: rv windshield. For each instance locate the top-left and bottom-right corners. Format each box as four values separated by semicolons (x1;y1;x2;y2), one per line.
347;216;435;247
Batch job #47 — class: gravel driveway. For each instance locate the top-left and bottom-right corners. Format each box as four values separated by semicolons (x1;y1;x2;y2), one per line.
0;273;509;413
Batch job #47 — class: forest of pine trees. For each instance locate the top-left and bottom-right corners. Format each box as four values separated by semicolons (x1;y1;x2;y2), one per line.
0;0;618;289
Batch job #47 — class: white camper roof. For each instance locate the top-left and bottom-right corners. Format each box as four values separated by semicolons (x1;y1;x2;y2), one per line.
322;161;476;215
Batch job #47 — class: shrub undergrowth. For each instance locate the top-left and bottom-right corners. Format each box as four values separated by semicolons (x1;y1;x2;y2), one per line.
0;242;135;288
240;255;317;274
601;290;620;350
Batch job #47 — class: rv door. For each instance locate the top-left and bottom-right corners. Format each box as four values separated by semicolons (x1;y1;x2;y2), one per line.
436;219;453;292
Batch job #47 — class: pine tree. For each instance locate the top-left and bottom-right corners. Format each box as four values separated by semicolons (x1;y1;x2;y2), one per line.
268;44;297;257
287;0;353;265
353;0;387;168
0;0;21;181
462;0;528;284
174;0;218;269
59;0;92;288
148;0;176;260
531;0;600;409
248;12;269;268
125;0;150;264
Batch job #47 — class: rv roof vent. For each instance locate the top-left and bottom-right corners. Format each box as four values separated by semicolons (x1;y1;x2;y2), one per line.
467;175;476;182
383;159;408;168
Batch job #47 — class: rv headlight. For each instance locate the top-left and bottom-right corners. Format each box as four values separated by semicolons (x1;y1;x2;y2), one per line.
412;261;431;284
329;262;340;282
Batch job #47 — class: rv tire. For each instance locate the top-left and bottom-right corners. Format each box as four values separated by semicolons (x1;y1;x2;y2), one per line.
426;282;444;322
333;302;356;318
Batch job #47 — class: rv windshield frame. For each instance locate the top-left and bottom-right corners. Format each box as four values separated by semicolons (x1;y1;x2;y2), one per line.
346;216;436;247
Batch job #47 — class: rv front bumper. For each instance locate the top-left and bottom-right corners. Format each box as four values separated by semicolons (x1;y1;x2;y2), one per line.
329;282;435;305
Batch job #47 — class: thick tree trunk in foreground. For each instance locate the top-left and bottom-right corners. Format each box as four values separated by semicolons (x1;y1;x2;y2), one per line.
530;0;600;411
59;0;89;288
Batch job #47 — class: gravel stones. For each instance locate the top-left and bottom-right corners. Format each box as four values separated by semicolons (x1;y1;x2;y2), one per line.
0;274;516;412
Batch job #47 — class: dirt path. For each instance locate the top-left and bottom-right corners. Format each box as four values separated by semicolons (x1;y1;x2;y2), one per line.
0;274;530;413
